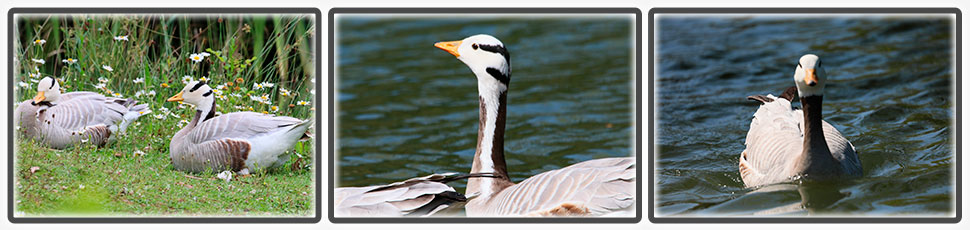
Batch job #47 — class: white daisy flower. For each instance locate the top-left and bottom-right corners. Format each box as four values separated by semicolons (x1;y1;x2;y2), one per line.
18;81;29;89
34;39;46;45
199;76;208;82
260;82;275;88
200;52;211;57
217;95;227;100
112;92;123;97
297;100;309;106
213;89;223;96
147;90;156;96
61;58;78;64
102;65;113;72
135;90;145;97
133;150;146;157
133;77;145;83
31;58;45;64
230;92;242;98
271;106;279;112
279;88;291;97
189;53;204;63
182;75;193;84
253;82;264;90
28;72;41;78
98;77;110;83
178;119;189;128
216;84;228;90
114;35;129;41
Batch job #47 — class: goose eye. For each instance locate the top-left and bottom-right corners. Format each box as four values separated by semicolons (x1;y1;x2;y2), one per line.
472;43;478;50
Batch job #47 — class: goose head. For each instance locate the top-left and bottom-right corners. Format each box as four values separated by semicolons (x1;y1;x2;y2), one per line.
167;80;215;108
32;77;62;104
435;34;511;90
793;54;827;97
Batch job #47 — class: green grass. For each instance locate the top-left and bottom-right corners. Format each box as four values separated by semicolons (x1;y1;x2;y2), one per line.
14;14;316;216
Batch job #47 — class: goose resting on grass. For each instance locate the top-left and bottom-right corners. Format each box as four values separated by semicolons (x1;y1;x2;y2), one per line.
740;54;863;187
15;77;150;149
435;34;636;217
166;81;312;174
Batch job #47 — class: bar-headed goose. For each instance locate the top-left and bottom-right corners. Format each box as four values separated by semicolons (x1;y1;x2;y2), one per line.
435;34;635;217
740;54;863;187
166;81;312;174
15;77;150;149
335;173;496;217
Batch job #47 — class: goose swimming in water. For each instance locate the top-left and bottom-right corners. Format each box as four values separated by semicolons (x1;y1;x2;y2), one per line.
435;34;635;216
740;54;863;187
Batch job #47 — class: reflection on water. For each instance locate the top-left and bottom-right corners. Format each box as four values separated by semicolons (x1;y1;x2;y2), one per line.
337;16;635;191
656;15;954;216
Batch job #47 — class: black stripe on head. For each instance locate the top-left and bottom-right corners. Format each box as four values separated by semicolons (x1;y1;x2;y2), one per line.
189;81;207;92
202;90;213;97
486;68;510;85
478;44;510;65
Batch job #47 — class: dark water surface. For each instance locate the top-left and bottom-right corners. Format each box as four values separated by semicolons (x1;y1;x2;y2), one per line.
656;15;954;216
336;16;635;191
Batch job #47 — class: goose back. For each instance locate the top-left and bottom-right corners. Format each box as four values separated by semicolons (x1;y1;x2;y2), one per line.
466;157;635;216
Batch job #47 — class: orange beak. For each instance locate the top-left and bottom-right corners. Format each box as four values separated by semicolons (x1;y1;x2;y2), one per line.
32;91;46;103
434;40;462;57
167;92;184;102
804;69;817;86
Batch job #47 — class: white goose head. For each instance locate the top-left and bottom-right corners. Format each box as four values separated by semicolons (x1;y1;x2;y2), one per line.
33;77;62;104
167;80;215;108
435;34;511;95
793;54;827;97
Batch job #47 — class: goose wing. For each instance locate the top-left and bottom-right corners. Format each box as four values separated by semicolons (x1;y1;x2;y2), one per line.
820;120;862;176
479;157;635;216
43;95;128;130
335;173;467;217
741;95;803;187
187;112;304;144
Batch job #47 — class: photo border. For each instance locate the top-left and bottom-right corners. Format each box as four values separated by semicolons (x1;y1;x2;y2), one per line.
647;7;962;224
7;7;323;224
328;8;642;223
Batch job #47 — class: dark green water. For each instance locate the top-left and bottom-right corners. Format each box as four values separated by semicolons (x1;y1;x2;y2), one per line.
336;16;635;191
656;16;954;216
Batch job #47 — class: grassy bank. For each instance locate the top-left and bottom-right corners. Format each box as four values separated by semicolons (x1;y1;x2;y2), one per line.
13;14;316;216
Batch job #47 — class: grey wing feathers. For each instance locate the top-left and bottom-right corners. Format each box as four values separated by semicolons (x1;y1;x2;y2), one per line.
335;173;466;217
487;157;635;216
188;112;304;144
741;98;803;186
820;121;863;176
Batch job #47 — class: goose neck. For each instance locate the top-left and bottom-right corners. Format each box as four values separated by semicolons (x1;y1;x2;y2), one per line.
799;95;835;174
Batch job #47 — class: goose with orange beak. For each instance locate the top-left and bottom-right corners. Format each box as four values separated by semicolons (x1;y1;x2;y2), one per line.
14;77;150;149
434;34;635;217
165;81;312;175
740;54;862;187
